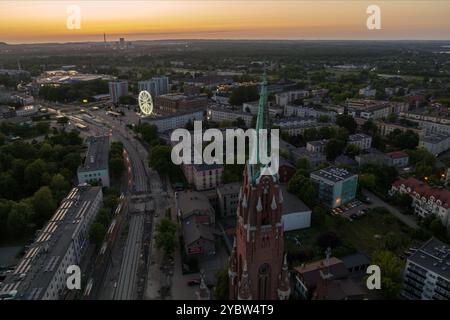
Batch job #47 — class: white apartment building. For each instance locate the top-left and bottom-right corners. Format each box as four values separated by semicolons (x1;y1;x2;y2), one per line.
138;76;169;98
347;133;372;150
390;177;450;228
182;163;224;191
275;90;310;107
141;109;204;132
306;139;328;154
419;133;450;156
108;80;128;104
283;105;337;120
207;106;253;127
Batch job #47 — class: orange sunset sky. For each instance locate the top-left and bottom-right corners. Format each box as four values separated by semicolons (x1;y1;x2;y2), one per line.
1;1;450;43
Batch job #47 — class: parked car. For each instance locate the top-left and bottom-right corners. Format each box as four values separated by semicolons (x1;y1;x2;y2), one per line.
187;279;201;286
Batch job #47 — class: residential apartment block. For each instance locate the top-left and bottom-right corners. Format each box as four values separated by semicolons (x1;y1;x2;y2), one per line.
77;135;110;187
310;166;358;209
402;238;450;300
390;177;450;228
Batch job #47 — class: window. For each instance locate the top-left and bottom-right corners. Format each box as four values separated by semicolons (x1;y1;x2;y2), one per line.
258;263;271;299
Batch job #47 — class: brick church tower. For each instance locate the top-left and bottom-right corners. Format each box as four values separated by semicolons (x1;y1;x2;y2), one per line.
228;73;290;300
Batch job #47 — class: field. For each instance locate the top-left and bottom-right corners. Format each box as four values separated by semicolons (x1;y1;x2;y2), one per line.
285;207;417;266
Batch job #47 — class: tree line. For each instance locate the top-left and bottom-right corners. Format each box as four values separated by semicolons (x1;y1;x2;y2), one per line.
0;130;83;242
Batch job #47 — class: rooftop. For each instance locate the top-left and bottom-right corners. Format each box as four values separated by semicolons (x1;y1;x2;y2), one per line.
294;257;349;289
408;237;450;280
176;191;214;219
0;186;102;299
307;139;328;147
420;133;450;144
392;177;450;208
348;133;371;142
78;135;110;172
280;185;311;215
182;223;215;246
217;182;241;196
385;151;409;159
311;166;356;183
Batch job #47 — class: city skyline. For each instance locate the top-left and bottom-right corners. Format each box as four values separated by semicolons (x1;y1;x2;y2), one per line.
1;1;450;44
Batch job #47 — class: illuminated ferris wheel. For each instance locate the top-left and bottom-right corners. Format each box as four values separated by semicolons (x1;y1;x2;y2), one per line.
138;90;153;115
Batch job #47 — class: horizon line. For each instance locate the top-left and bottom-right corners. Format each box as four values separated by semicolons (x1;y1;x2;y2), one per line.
3;38;450;46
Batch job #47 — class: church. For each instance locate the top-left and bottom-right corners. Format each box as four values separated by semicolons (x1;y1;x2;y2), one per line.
228;73;290;300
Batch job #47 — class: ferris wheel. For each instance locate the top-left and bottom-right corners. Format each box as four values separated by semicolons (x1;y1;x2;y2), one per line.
138;90;153;115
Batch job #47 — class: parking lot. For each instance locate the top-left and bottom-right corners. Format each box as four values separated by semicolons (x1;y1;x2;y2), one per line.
330;199;369;221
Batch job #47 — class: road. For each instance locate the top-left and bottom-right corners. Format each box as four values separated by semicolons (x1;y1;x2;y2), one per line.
363;189;419;230
43;101;169;300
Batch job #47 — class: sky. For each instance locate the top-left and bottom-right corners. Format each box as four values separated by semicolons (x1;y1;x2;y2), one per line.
1;1;450;44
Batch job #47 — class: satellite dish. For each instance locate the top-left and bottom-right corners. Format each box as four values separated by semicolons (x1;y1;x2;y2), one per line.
138;90;153;115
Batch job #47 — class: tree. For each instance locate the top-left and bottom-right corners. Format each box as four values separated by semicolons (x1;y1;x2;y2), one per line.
24;159;46;192
326;138;346;160
149;145;173;175
359;173;376;190
229;86;258;106
430;218;447;240
39;143;53;160
287;171;316;207
361;119;378;136
0;172;19;200
371;250;403;299
336;114;357;134
155;218;177;256
89;222;106;247
214;269;229;300
386;113;398;123
390;130;419;150
345;144;361;158
109;142;124;177
32;186;56;226
296;157;310;171
50;174;70;203
8;200;33;235
137;124;158;145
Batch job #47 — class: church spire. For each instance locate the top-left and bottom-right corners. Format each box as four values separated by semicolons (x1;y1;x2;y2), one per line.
277;254;291;300
238;260;252;300
250;69;271;185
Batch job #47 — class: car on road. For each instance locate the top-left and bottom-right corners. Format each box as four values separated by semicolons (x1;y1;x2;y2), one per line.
187;279;201;286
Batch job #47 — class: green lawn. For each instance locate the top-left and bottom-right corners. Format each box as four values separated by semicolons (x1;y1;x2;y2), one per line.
285;207;415;266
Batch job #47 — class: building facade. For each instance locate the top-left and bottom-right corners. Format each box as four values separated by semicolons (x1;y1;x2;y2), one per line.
207;106;254;127
390;177;450;228
140;108;204;132
347;133;372;150
138;76;169;98
310;167;358;209
402;238;450;300
77;135;110;187
419;133;450;156
108;80;128;104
